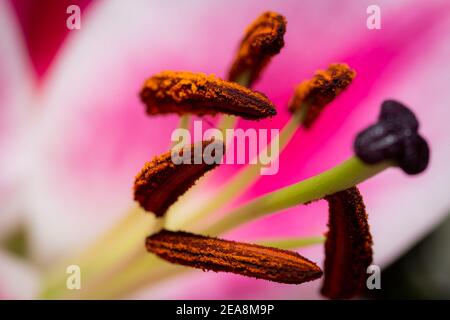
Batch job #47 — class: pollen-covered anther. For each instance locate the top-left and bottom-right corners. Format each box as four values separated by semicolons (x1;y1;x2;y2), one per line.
140;71;277;120
228;11;287;86
289;63;356;128
146;229;323;284
134;140;224;217
354;100;430;175
321;187;373;299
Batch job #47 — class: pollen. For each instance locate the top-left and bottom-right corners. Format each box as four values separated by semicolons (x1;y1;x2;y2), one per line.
321;187;373;299
140;71;277;120
228;11;287;86
134;140;224;217
146;229;323;284
289;63;356;128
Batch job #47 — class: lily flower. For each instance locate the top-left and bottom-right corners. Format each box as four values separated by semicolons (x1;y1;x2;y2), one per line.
1;0;450;300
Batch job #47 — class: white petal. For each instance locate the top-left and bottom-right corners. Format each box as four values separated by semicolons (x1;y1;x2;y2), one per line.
0;1;35;236
0;251;39;299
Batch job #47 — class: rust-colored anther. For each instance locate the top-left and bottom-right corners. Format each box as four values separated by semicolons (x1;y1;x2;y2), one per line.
140;71;277;120
134;140;224;217
289;63;356;128
321;187;373;299
228;11;286;87
146;229;323;284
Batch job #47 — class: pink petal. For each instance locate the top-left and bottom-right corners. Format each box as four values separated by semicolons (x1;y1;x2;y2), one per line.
0;1;35;235
26;0;222;261
10;0;95;80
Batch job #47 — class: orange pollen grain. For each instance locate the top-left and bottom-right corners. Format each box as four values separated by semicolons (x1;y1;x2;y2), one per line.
134;140;224;217
140;71;277;120
146;229;323;284
228;11;287;87
289;63;356;128
321;187;373;299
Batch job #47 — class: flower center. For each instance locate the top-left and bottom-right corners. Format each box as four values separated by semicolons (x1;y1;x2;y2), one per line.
40;10;431;300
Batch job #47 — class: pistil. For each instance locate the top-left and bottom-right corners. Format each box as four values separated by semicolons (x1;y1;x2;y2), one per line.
203;100;429;235
204;156;390;236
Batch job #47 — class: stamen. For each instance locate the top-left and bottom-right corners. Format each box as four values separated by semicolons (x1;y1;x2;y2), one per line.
289;63;356;128
228;11;287;86
134;140;224;216
202;100;428;244
140;71;277;120
146;229;323;284
354;100;430;174
176;63;356;230
321;187;373;299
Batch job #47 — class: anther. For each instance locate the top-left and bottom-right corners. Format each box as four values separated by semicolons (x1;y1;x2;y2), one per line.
228;11;287;86
146;229;323;284
321;187;373;299
134;140;224;217
289;63;356;128
140;71;277;120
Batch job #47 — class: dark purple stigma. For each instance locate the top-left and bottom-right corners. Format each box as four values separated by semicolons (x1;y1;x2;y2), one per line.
354;100;430;175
